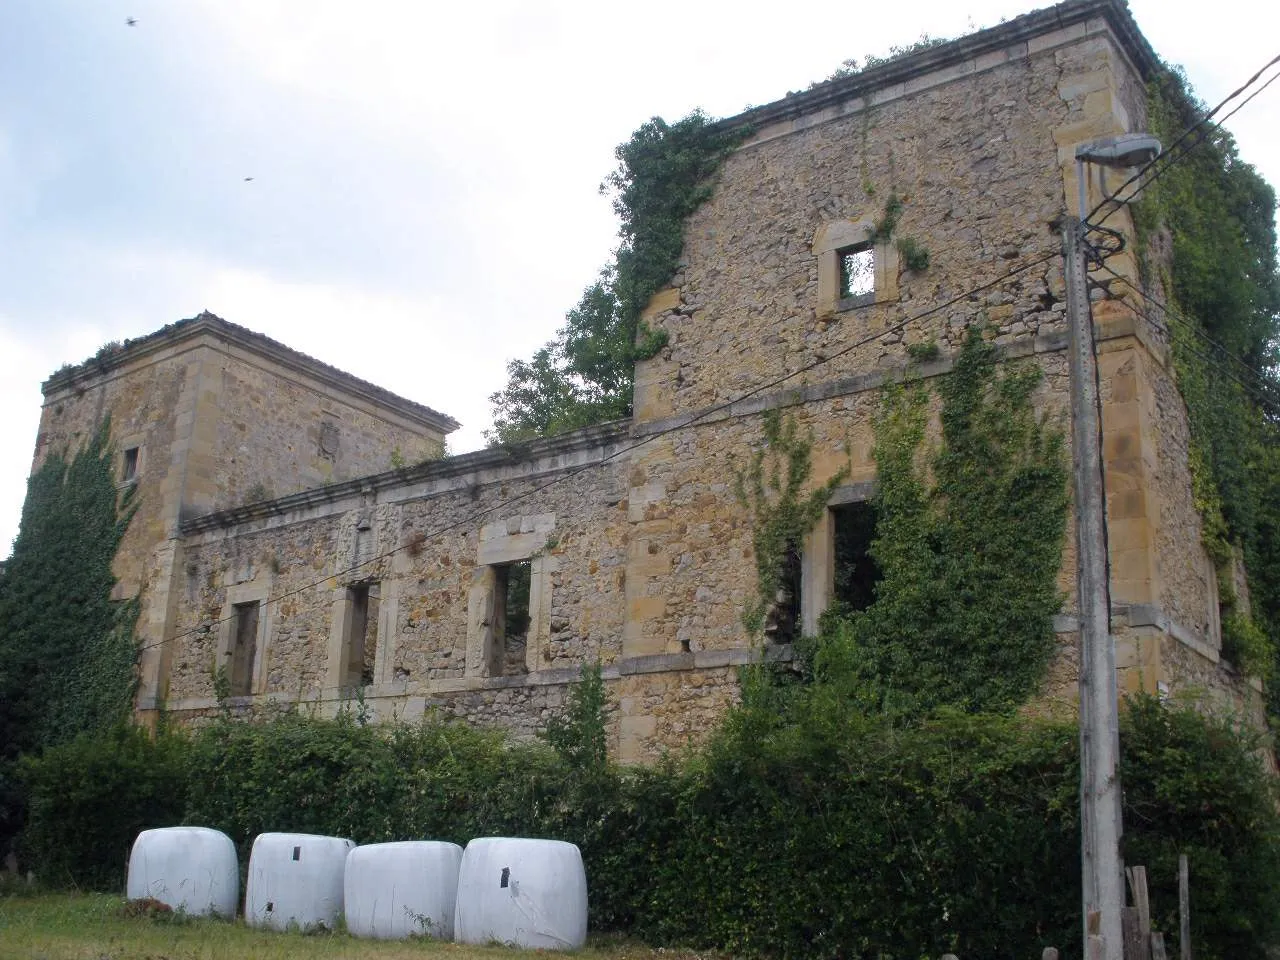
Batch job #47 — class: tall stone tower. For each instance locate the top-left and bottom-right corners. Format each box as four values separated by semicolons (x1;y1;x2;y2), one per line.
31;312;458;720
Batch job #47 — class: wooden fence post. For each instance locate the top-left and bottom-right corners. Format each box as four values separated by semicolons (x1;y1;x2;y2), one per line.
1178;854;1191;960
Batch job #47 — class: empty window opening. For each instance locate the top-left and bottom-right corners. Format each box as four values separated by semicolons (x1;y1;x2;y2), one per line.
493;560;531;676
765;542;803;645
344;582;380;688
838;245;875;301
832;502;881;614
229;601;259;696
122;446;139;483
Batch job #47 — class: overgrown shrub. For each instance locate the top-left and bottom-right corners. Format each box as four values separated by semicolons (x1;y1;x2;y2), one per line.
20;722;188;890
0;419;139;761
18;696;1280;959
1121;697;1280;958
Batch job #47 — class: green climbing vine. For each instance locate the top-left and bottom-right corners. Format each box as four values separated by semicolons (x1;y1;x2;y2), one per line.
799;327;1069;720
1132;66;1280;685
0;418;140;757
872;191;932;272
733;411;848;637
487;112;745;444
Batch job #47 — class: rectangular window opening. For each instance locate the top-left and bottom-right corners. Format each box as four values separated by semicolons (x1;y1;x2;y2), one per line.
344;582;380;688
765;542;803;645
832;502;881;614
229;601;259;697
122;446;139;483
838;245;876;302
493;560;531;676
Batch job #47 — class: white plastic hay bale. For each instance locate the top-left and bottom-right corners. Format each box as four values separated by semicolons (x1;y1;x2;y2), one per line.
126;826;238;918
453;837;588;949
343;840;464;940
244;832;355;931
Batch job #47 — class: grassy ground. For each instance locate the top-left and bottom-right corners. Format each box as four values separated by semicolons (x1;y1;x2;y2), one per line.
0;893;715;960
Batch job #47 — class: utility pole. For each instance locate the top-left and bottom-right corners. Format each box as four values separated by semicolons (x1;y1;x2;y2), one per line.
1067;133;1161;960
1062;212;1124;960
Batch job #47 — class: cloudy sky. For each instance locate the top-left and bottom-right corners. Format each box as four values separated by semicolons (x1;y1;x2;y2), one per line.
1;0;1277;557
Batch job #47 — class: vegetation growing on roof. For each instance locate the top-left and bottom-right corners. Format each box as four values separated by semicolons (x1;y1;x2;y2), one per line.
1132;66;1280;688
804;34;951;92
486;112;744;444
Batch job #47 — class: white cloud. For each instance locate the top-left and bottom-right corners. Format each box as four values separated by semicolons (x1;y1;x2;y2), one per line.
1;0;1277;558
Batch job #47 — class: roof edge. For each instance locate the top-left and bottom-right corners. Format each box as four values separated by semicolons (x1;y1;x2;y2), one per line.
178;419;631;535
43;312;460;434
716;0;1160;135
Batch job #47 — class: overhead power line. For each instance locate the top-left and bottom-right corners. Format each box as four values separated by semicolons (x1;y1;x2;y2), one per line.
1085;53;1280;230
1095;263;1280;418
137;249;1058;657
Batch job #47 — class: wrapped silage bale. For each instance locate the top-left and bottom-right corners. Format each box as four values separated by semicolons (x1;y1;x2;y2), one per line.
126;826;239;918
244;832;355;931
344;840;464;939
453;837;588;949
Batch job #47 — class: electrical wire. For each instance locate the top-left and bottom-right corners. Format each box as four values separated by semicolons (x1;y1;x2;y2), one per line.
1083;53;1280;229
1095;262;1279;399
1094;263;1280;418
1090;70;1280;235
136;249;1058;657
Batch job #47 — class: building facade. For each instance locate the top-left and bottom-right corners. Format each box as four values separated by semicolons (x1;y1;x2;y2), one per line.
29;0;1264;762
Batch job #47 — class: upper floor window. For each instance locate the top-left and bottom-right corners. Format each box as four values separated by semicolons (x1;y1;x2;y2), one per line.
838;245;876;303
813;219;899;317
122;446;139;483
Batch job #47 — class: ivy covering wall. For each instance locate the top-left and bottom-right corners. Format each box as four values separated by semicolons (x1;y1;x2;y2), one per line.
1133;67;1280;689
743;329;1069;719
0;419;139;856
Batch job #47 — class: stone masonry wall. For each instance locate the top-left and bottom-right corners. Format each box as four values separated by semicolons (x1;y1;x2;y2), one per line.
36;346;200;600
144;9;1258;756
200;346;447;515
166;439;631;709
638;45;1071;423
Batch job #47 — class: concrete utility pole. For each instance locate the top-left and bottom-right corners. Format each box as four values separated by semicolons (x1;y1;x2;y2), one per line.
1067;133;1161;960
1063;211;1124;960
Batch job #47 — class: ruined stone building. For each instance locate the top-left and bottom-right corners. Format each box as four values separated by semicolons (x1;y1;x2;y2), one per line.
26;0;1264;761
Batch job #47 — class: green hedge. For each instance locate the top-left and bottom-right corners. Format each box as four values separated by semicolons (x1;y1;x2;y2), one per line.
19;699;1280;959
20;722;188;890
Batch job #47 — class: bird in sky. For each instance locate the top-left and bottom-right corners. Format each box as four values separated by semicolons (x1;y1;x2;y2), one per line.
244;177;254;182
126;17;137;26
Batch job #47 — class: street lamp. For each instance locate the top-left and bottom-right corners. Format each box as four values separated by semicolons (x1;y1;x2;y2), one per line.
1076;134;1163;220
1065;132;1161;960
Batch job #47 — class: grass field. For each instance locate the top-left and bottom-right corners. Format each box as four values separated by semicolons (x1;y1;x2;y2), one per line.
0;893;714;960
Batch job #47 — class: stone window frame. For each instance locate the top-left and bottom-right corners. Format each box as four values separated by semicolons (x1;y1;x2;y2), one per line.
813;219;900;319
466;514;558;679
216;580;273;698
325;577;391;693
799;481;878;636
116;432;145;488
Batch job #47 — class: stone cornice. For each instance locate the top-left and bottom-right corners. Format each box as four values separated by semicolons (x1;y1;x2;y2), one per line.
178;419;631;535
42;311;460;435
714;0;1159;137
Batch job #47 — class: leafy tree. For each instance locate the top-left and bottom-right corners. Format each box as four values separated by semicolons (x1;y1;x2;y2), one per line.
487;112;742;443
1136;67;1280;688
